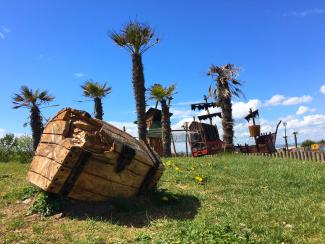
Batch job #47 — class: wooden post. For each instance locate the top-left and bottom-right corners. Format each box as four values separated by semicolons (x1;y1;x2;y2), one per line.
184;122;189;157
316;152;321;162
293;132;298;148
203;95;213;126
171;133;177;157
297;151;302;160
320;152;324;162
307;151;312;161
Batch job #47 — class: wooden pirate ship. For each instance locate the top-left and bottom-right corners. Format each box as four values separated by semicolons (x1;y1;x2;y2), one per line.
188;96;223;157
235;108;281;153
28;108;164;202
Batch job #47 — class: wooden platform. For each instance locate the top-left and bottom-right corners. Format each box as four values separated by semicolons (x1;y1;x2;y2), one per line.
27;108;164;201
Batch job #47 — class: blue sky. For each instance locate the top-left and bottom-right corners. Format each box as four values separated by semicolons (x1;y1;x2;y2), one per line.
0;0;325;146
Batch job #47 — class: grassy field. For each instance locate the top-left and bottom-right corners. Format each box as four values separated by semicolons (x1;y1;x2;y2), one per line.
0;154;324;243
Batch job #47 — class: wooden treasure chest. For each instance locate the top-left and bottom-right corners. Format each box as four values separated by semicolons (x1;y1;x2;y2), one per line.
27;108;164;201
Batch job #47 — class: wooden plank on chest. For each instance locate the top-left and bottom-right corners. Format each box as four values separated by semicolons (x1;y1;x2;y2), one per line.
70;172;138;199
83;156;148;188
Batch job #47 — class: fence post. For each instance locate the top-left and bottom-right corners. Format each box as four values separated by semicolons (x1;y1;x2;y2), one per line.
316;152;321;162
320;152;324;162
302;151;307;161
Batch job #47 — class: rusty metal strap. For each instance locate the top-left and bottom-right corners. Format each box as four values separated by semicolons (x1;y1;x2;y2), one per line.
115;144;136;173
60;149;91;195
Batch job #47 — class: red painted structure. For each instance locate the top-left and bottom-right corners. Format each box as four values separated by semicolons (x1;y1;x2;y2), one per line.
188;121;223;157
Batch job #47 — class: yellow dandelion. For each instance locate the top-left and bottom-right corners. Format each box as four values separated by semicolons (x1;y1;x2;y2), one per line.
165;161;172;167
194;176;203;183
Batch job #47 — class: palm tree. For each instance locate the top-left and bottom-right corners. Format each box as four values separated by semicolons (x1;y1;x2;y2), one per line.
12;86;55;151
207;64;243;150
110;21;159;141
81;80;112;120
148;83;176;157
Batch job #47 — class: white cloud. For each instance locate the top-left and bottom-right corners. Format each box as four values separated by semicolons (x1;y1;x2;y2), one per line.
264;95;285;106
284;8;325;17
296;106;316;115
0;128;5;137
170;108;196;119
172;117;194;130
1;26;11;33
282;95;312;105
108;121;138;137
320;85;325;94
296;106;308;115
232;99;261;119
74;73;86;78
264;94;312;106
0;26;11;39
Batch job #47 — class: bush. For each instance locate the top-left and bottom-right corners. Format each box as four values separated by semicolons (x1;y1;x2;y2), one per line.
15;136;33;163
28;192;65;216
301;139;316;148
0;134;17;162
0;134;33;163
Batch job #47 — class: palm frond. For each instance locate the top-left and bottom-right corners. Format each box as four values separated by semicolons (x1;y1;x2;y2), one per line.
81;80;112;98
148;83;177;106
12;85;55;109
110;20;158;54
208;64;244;99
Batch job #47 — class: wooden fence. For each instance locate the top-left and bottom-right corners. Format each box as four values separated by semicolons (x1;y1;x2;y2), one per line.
243;151;325;162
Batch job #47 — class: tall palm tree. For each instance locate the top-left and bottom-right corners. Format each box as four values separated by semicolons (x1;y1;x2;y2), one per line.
207;64;243;150
148;83;176;157
110;21;159;141
12;86;55;151
81;80;112;120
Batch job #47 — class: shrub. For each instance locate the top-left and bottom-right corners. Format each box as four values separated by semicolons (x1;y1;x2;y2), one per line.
301;139;316;148
28;191;65;216
0;134;33;163
0;134;17;162
15;135;33;163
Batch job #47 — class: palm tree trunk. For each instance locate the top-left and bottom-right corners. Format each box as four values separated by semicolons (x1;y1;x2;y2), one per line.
94;97;103;120
161;99;171;157
217;79;234;151
30;105;44;151
221;97;234;150
132;53;147;141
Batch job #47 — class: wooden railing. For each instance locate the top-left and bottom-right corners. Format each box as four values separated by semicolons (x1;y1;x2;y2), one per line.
243;151;325;162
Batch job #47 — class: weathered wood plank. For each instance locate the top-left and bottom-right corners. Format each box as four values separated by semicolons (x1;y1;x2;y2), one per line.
28;171;52;191
43;120;70;136
83;157;148;188
71;172;138;199
35;142;82;168
29;155;71;183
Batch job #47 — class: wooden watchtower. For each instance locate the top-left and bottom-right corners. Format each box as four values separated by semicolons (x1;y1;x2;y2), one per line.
136;108;173;156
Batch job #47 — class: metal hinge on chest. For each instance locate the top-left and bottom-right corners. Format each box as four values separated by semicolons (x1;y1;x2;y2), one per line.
115;144;136;173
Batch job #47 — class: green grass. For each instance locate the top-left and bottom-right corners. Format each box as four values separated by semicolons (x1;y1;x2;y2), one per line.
0;154;324;243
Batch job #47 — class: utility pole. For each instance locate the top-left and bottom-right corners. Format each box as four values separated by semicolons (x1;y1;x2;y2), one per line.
283;122;288;151
293;131;298;148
